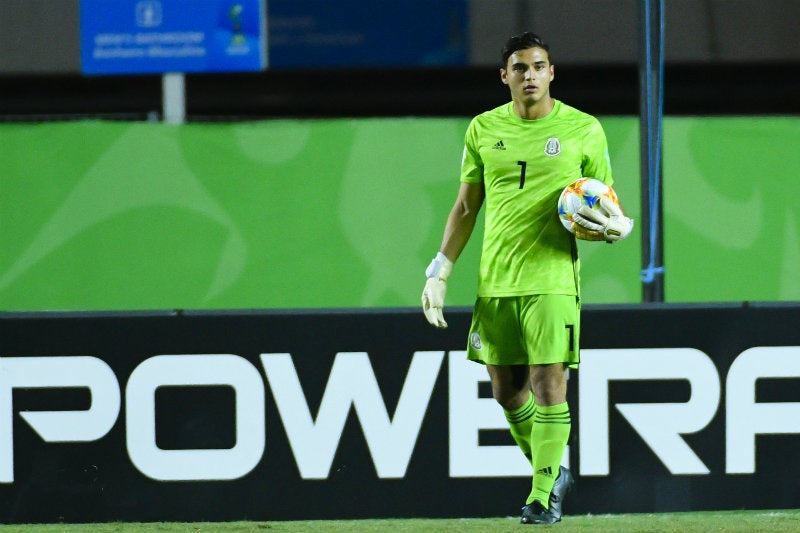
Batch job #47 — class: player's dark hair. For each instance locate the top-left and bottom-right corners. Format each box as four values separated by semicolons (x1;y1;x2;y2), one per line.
501;32;551;67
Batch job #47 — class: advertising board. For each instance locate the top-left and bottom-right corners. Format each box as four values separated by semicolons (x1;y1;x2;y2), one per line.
80;0;266;74
1;304;798;522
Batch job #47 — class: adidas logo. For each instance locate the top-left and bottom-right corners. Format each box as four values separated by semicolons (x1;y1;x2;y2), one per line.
492;140;506;150
536;466;554;476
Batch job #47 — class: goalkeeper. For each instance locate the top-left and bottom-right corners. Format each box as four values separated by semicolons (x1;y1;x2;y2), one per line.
421;32;632;525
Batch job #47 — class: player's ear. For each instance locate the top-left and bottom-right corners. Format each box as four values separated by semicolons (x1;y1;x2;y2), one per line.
550;64;555;82
500;67;509;85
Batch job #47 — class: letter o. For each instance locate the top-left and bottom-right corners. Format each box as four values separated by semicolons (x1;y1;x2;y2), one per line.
126;354;265;481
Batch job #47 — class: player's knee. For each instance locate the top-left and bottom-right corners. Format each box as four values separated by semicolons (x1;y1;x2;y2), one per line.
492;386;530;411
533;388;566;406
531;376;567;406
531;378;567;405
529;364;567;404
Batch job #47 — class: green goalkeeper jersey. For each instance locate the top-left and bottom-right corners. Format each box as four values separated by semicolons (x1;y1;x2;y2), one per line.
460;99;613;297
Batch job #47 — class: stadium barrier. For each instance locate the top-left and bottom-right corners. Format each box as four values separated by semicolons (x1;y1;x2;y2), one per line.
1;303;798;523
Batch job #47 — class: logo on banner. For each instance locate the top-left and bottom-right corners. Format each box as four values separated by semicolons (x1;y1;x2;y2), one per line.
80;0;266;74
226;3;250;54
2;347;799;484
135;1;162;28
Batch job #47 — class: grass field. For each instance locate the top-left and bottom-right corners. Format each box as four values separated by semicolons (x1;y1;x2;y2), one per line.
1;510;799;533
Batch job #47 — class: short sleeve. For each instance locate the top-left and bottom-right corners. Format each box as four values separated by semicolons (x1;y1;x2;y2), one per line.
581;117;613;187
460;118;484;184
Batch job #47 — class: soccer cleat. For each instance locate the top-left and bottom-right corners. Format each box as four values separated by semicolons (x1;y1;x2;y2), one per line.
548;465;575;521
520;500;559;525
520;466;575;525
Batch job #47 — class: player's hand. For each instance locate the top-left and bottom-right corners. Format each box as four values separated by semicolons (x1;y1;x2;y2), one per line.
571;223;606;241
421;252;453;328
572;197;634;243
422;278;448;328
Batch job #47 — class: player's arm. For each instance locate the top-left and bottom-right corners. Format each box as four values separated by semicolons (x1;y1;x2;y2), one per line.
440;181;485;263
422;181;485;328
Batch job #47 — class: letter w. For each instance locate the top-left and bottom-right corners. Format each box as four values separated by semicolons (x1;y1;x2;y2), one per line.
260;351;443;479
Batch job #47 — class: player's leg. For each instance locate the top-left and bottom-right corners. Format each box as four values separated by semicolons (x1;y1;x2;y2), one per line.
519;294;579;524
486;364;534;460
527;363;571;504
467;297;534;460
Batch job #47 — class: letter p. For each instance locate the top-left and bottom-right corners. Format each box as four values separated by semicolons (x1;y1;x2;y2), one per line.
0;356;120;483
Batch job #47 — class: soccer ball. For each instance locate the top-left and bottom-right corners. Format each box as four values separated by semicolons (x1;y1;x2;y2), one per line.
557;177;620;233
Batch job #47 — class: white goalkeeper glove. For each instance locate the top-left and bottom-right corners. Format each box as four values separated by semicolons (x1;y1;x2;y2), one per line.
421;252;453;328
572;196;634;243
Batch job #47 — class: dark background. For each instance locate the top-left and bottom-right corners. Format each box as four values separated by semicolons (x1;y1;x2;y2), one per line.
1;0;799;120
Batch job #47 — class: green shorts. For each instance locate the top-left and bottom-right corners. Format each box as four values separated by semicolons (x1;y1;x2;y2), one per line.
466;294;580;368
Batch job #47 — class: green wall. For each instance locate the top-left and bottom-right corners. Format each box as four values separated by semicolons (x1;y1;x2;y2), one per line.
0;117;797;311
664;117;800;302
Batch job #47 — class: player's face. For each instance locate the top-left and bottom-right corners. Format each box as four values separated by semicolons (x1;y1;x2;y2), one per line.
500;47;554;105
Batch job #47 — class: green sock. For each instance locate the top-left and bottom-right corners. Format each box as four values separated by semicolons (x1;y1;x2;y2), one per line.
503;392;535;461
527;401;571;506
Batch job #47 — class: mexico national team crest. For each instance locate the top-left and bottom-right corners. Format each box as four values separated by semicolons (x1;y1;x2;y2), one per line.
470;332;482;350
544;137;561;156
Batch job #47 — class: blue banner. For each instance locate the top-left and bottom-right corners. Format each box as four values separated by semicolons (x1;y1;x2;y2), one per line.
80;0;266;75
267;0;468;68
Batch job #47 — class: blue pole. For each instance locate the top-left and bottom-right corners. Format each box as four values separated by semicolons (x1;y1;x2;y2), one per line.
639;0;665;302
